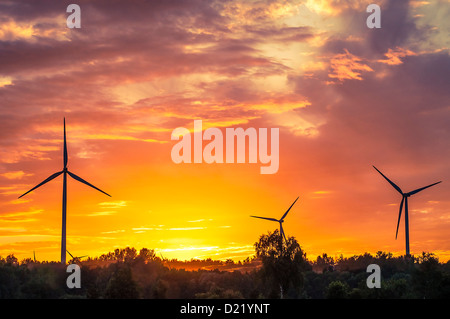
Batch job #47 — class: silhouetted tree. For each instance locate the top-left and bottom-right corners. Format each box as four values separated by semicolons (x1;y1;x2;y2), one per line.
113;248;124;262
137;248;156;263
314;253;335;273
0;263;21;298
326;280;349;299
2;246;450;299
412;252;445;298
195;284;244;299
6;254;18;265
254;229;310;298
104;264;139;299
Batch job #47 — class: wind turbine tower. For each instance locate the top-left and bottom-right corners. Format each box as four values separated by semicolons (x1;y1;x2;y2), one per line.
19;118;111;264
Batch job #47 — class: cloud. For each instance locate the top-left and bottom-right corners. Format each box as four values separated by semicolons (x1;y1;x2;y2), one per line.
0;234;58;245
101;229;125;234
131;225;207;232
313;190;333;194
305;0;372;16
132;227;161;232
328;49;374;81
0;0;318;164
187;219;212;223
0;171;33;180
98;201;127;208
0;226;27;233
0;209;43;222
0;20;35;41
377;47;417;65
7;198;31;205
168;227;206;231
87;201;128;217
86;211;117;217
0;0;449;261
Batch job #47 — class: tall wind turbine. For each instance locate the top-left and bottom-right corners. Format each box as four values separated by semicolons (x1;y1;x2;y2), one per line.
373;166;441;256
250;197;299;243
18;118;111;264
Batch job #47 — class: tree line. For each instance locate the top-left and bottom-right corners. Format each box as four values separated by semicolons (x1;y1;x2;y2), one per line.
1;230;450;299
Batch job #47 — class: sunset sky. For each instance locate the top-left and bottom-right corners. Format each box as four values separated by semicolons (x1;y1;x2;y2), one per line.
0;0;449;263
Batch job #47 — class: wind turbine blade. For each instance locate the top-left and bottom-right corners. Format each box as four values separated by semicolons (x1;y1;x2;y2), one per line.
250;215;279;222
281;196;299;221
395;197;404;240
67;171;111;197
18;171;63;198
63;118;68;168
66;250;74;259
373;166;403;195
406;181;442;196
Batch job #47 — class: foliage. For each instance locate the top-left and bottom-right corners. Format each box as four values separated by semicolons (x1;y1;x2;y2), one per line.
0;241;450;299
325;280;350;299
254;229;310;298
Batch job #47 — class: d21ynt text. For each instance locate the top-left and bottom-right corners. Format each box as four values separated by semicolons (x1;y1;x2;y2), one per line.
180;302;270;316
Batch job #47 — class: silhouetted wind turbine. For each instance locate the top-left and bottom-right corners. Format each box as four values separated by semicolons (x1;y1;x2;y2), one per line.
67;250;87;263
250;197;299;243
373;166;441;256
18;118;110;264
160;252;171;269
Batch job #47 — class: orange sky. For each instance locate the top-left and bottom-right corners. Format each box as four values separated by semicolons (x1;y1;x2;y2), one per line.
0;0;449;263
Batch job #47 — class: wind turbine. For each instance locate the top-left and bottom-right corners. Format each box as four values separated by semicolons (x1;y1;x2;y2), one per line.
18;118;111;264
373;166;441;256
160;252;171;269
67;250;87;263
250;196;299;243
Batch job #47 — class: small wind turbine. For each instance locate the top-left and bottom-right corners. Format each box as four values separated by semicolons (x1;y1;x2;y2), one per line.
250;196;299;242
18;118;111;264
373;166;441;256
67;250;87;263
160;252;171;269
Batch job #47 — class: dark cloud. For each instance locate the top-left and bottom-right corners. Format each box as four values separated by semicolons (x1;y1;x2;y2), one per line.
283;0;450;190
366;0;418;54
244;25;315;42
291;50;450;180
320;0;421;59
0;0;65;22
